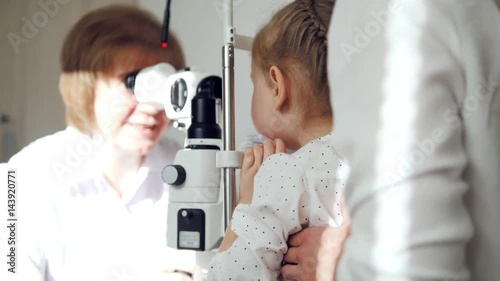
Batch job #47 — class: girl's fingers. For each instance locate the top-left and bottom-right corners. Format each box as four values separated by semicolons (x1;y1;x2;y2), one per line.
274;138;286;154
242;147;255;170
262;139;276;161
252;144;264;167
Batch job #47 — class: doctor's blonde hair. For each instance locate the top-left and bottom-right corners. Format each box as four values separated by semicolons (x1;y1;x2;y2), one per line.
59;4;185;135
252;0;335;115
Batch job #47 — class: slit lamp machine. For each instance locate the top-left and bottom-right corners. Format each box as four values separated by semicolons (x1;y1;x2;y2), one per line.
125;0;249;253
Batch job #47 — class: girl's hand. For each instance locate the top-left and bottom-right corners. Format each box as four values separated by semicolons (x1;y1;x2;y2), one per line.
238;138;286;205
218;138;286;252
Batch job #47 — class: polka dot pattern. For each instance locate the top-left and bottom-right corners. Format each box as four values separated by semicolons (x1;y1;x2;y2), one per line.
207;133;346;280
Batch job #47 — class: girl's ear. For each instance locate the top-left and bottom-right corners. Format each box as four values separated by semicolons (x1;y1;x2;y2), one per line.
268;65;288;112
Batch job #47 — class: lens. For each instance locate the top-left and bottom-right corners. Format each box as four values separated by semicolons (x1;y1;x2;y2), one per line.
187;76;222;142
171;78;188;112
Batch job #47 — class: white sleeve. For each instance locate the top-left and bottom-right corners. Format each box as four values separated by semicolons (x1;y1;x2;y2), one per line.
208;154;307;281
328;0;483;280
16;210;48;281
7;156;57;281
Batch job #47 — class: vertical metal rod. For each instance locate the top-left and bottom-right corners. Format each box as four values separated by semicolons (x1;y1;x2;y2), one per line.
222;45;235;230
222;0;236;231
223;0;233;41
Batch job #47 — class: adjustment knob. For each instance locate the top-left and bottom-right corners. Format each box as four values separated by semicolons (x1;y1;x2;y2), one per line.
162;165;186;185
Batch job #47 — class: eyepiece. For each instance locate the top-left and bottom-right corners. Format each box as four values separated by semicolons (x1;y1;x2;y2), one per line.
124;70;140;90
187;76;222;141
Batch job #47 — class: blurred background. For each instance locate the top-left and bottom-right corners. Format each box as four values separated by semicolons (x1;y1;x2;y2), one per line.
0;0;291;162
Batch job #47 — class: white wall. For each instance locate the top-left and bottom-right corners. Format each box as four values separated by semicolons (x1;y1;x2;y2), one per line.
138;0;292;149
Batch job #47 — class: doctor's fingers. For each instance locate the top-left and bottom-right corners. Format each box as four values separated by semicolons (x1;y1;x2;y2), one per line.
126;111;159;126
283;246;301;264
134;102;163;115
281;260;322;281
281;264;302;281
158;272;192;281
339;196;352;230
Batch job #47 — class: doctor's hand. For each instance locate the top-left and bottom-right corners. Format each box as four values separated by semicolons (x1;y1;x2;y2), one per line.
238;138;286;205
159;273;191;281
281;198;351;281
158;269;193;281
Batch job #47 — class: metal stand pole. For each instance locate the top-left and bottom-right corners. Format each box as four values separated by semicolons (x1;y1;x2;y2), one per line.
222;0;236;230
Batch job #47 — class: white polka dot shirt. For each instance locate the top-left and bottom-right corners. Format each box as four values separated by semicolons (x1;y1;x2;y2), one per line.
208;133;346;280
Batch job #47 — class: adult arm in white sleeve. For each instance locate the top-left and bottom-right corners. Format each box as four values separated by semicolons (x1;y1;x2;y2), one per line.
327;0;500;280
8;154;62;281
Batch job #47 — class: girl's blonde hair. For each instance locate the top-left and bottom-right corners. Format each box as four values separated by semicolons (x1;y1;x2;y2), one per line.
252;0;335;115
59;4;185;134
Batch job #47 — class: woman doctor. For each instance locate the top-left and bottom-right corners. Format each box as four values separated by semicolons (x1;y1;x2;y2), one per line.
11;5;196;281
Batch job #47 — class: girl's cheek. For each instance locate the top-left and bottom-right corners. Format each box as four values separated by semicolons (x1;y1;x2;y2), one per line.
250;94;258;126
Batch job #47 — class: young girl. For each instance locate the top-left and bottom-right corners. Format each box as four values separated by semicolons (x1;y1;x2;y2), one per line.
208;0;345;280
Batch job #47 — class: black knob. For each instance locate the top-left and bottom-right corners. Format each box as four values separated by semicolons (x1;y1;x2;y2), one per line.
162;165;186;185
